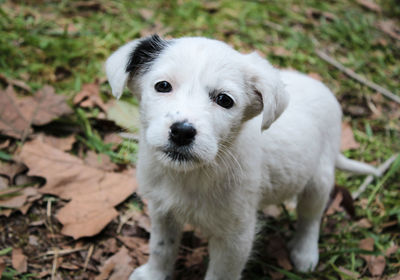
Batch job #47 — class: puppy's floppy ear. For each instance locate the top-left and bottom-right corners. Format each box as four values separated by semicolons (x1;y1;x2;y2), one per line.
244;52;289;130
105;35;170;99
105;40;140;99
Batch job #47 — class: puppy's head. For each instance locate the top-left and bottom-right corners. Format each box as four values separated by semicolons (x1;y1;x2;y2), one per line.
106;35;288;171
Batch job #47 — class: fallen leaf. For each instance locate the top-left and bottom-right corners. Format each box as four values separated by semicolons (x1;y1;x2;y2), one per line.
359;237;374;252
0;85;72;139
0;86;32;139
326;191;343;216
11;248;27;273
138;8;154;20
306;8;337;22
0;162;27;184
0;139;10;149
18;85;73;126
73;83;107;112
356;0;381;12
185;247;208;267
84;151;118;172
106;100;140;132
377;20;400;41
37;133;76;151
329;185;355;218
270;46;291;57
308;72;323;81
0;257;5;277
117;236;149;265
19;138;136;239
355;218;372;228
0;187;40;212
267;235;292;271
95;262;115;280
0;73;32;93
367;255;386;276
385;244;399;256
102;238;119;254
96;247;133;280
341;122;360;151
358;238;385;276
0;176;8;189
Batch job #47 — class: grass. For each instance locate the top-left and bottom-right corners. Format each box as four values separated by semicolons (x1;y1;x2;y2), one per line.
0;0;399;279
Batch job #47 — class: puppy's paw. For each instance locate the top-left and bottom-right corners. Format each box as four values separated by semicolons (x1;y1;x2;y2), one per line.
129;264;171;280
289;241;319;272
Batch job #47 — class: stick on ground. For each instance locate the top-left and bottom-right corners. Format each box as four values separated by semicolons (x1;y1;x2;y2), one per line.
352;154;399;199
316;50;400;104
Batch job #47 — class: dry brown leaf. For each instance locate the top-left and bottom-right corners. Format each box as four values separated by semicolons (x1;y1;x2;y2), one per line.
385;244;399;256
95;262;115;280
0;139;10;149
341;122;360;151
0;73;32;93
19;138;136;239
12;248;28;273
37;133;76;151
358;237;385;276
267;235;293;271
0;86;32;139
359;237;374;252
0;187;40;212
306;8;337;22
84;151;118;172
0;257;5;277
326;191;343;216
185;247;208;267
0;162;27;183
96;247;133;280
355;218;372;228
356;0;382;12
138;8;154;20
270;46;291;57
0;176;8;190
367;255;386;276
377;20;400;41
389;275;400;280
308;72;323;81
73;83;107;112
0;85;72;139
0;209;12;217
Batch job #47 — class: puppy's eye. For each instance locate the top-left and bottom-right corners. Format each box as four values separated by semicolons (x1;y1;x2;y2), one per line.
155;81;172;93
215;93;234;109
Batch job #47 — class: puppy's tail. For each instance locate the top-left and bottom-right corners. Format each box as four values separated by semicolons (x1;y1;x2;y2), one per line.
335;154;381;176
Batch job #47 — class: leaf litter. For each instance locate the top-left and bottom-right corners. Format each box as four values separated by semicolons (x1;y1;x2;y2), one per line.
0;85;72;139
18;137;137;239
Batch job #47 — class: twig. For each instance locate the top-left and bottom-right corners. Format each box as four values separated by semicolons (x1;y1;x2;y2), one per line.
51;249;58;280
83;244;94;272
39;247;88;258
316;50;400;104
352;154;399;199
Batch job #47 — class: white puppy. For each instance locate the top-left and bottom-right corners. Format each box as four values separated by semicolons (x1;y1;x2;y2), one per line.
106;35;379;280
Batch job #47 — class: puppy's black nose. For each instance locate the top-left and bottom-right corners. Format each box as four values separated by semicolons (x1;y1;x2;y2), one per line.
169;121;197;146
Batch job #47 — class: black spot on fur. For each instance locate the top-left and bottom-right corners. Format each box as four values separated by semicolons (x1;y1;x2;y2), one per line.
125;34;170;75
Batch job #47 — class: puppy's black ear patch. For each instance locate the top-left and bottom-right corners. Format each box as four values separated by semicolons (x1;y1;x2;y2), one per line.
125;34;170;75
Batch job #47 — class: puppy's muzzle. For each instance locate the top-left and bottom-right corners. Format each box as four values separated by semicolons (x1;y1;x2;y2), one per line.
169;121;197;146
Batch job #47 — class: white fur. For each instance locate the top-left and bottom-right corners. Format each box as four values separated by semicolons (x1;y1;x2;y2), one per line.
105;36;379;280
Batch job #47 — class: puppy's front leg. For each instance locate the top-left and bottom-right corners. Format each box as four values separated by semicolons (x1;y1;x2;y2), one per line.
205;215;256;280
129;208;182;280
